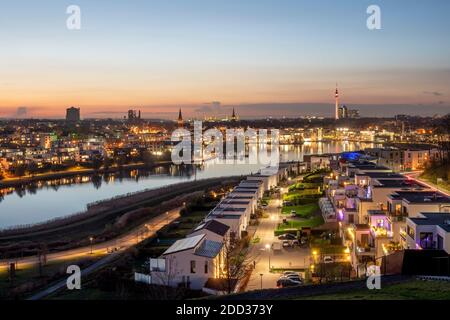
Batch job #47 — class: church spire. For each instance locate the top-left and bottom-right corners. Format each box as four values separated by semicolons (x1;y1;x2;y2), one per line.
177;108;184;128
231;107;237;121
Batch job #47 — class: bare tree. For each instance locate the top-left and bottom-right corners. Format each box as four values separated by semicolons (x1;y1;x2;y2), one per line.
222;236;259;294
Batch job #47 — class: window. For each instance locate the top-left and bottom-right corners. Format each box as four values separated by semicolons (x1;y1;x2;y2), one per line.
376;219;384;228
407;226;415;239
348;214;354;224
204;261;208;274
190;260;196;273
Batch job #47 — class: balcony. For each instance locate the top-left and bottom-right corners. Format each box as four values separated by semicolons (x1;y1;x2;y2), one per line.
356;245;376;256
371;226;393;239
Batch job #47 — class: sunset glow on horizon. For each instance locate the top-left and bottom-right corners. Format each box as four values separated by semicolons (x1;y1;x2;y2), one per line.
0;0;449;118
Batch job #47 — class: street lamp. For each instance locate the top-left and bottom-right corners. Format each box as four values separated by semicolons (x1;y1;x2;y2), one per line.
259;273;263;290
89;236;94;255
265;244;271;271
166;211;169;224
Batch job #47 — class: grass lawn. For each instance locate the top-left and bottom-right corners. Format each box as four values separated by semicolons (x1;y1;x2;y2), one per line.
281;203;319;218
283;189;321;202
302;279;450;300
288;182;320;191
276;215;324;233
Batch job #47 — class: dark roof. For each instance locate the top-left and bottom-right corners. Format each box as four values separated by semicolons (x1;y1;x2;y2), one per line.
215;207;246;212
221;200;251;205
393;191;450;204
226;195;253;199
373;179;426;189
355;172;404;179
194;219;230;236
409;213;450;232
232;189;257;194
194;239;223;258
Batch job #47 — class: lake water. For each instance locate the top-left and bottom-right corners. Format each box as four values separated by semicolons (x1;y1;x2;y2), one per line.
0;142;376;228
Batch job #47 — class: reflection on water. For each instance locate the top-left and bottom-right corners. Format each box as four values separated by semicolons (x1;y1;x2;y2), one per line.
0;142;377;228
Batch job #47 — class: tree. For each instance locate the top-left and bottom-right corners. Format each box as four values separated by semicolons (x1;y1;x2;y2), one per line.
221;236;259;294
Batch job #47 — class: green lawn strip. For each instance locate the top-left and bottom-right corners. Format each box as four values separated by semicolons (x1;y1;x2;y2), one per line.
301;279;450;300
281;203;319;218
275;216;324;235
288;182;320;191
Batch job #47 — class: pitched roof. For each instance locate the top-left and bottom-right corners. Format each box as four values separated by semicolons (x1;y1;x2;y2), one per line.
194;219;230;236
163;234;204;255
195;239;223;258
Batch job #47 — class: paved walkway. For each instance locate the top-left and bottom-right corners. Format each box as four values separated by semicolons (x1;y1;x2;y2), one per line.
246;192;311;291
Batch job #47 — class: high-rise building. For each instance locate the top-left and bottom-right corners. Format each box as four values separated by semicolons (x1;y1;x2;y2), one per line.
335;85;339;120
338;105;348;119
127;109;142;124
66;107;80;122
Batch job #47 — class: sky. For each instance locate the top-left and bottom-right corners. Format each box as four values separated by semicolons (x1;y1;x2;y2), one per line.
0;0;449;119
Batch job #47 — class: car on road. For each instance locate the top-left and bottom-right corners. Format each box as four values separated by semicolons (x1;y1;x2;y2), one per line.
282;240;291;248
272;242;282;251
323;256;334;264
278;233;296;240
285;275;302;283
276;277;302;288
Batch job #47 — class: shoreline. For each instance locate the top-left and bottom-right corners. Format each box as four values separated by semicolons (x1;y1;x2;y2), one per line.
0;175;241;241
0;161;172;188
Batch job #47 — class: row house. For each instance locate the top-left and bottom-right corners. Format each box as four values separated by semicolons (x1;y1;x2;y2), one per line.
141;167;285;293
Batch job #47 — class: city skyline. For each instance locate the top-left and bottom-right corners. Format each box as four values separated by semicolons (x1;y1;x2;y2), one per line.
1;0;450;119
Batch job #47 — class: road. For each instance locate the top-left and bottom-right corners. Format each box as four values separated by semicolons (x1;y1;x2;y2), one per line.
402;171;449;196
0;207;181;273
246;187;310;291
19;207;181;299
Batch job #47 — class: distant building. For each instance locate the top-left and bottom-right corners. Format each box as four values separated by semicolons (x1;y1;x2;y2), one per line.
177;108;184;128
347;109;360;118
127;109;141;124
338;105;348;119
66;107;80;122
230;108;237;122
335;85;339;120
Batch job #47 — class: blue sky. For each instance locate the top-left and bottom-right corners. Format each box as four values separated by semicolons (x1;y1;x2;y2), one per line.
0;0;449;118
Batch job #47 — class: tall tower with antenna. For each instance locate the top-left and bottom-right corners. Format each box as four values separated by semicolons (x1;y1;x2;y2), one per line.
335;84;340;120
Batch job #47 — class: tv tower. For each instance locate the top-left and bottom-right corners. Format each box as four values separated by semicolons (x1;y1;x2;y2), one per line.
335;84;339;120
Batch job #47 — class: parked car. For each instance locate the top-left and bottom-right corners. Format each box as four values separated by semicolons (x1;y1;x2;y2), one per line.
285;274;303;282
283;271;298;277
272;242;282;251
277;277;302;288
323;256;334;264
282;240;291;248
278;233;296;240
